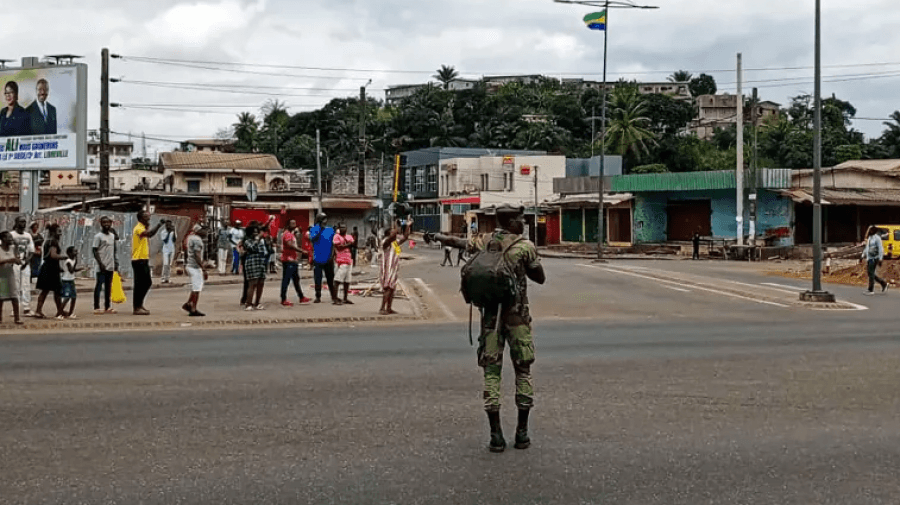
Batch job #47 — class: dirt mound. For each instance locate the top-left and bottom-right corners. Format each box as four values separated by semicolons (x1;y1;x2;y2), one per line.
777;259;900;287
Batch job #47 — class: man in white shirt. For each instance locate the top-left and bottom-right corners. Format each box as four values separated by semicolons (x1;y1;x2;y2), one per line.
217;220;232;275
160;220;177;283
229;220;244;274
9;216;35;316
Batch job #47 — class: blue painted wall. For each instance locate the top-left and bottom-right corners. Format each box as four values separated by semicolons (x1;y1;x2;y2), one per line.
631;189;793;244
632;193;667;243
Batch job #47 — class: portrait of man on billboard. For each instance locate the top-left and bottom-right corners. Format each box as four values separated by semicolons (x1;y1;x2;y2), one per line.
26;79;56;135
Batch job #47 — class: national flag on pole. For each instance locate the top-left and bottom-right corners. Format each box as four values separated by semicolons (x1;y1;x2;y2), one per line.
584;11;606;31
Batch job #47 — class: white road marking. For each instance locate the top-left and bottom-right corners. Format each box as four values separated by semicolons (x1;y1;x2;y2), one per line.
411;278;459;321
579;264;789;308
761;282;805;292
661;285;692;293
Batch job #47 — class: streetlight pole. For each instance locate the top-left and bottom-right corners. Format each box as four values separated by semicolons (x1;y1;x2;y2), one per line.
801;0;834;303
553;0;658;260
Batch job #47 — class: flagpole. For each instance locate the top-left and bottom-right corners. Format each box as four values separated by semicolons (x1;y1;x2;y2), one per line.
553;0;658;260
598;0;608;260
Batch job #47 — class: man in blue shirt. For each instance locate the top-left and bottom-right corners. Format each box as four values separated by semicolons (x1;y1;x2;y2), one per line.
308;213;341;304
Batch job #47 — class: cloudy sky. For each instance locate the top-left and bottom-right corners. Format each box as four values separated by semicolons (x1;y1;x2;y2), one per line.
3;0;898;156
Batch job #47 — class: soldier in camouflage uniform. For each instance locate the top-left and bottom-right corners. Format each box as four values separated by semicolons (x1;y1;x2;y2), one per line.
426;205;546;452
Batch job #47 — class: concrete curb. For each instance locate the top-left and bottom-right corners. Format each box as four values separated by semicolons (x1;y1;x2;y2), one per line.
0;312;423;333
398;279;425;319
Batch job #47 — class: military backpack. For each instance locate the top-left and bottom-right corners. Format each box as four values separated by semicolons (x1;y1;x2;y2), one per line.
460;234;523;309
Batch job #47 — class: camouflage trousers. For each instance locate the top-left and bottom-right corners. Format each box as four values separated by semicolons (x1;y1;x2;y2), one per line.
478;304;535;413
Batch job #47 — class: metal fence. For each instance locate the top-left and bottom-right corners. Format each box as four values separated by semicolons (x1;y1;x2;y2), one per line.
0;211;191;279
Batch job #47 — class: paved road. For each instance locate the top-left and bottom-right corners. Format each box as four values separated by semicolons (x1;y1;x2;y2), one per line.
3;319;900;504
2;250;899;504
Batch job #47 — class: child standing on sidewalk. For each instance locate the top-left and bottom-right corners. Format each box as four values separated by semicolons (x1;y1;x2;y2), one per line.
60;246;82;319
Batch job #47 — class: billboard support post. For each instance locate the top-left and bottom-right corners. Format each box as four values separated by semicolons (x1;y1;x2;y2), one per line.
18;170;39;214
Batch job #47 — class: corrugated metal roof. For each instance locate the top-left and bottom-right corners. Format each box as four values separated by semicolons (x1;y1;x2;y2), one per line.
833;159;900;173
610;169;792;192
781;188;900;206
160;152;282;171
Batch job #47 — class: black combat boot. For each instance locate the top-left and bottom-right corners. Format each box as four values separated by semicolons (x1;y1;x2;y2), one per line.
487;411;506;453
514;409;531;450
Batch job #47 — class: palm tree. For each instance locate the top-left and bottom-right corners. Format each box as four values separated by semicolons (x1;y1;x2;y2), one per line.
668;70;693;83
232;112;260;153
602;87;656;161
433;65;459;90
881;111;900;158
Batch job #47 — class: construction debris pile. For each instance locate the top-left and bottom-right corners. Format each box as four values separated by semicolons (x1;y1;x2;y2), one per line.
779;259;900;287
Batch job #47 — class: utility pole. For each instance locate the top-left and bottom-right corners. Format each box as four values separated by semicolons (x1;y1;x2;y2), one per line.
100;48;110;198
358;82;370;195
749;87;759;249
735;52;744;247
801;0;835;302
316;129;323;212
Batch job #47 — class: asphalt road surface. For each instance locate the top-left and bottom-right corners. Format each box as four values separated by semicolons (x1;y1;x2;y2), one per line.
2;250;899;504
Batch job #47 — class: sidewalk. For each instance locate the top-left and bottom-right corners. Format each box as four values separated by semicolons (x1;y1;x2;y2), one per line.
2;271;419;333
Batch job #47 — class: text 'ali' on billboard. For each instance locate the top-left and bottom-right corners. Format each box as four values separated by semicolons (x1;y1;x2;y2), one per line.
0;63;87;171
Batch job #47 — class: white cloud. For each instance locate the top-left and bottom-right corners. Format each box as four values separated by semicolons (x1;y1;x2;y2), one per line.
1;0;898;153
148;0;267;48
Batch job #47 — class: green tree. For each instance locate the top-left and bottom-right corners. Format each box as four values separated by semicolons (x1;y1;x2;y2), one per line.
602;86;656;166
640;93;694;137
880;111;900;158
631;163;668;174
834;144;863;164
668;70;693;83
688;73;717;97
433;65;459;90
512;121;572;152
232;112;260;153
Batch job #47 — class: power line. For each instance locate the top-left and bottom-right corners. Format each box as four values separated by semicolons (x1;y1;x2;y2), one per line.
116;53;900;77
114;56;377;81
117;79;375;92
113;79;366;98
117;54;433;74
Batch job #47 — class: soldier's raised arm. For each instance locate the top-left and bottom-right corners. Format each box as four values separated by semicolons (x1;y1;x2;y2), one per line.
425;232;468;251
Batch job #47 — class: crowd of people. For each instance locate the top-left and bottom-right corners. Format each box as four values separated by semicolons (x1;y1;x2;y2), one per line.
0;209;412;323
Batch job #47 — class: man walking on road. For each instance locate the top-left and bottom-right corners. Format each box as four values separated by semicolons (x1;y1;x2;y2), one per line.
182;225;209;317
279;219;311;306
864;226;888;295
9;216;34;316
92;216;118;315
427;205;546;453
131;210;162;315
